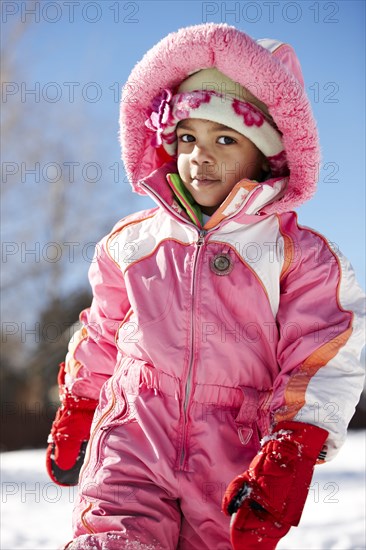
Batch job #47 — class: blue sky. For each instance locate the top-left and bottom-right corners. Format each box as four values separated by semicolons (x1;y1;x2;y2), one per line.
4;0;365;294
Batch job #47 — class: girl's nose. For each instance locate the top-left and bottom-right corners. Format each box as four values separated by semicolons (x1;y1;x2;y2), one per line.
190;144;214;165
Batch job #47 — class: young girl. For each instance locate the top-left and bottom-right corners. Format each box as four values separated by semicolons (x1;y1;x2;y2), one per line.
46;23;365;549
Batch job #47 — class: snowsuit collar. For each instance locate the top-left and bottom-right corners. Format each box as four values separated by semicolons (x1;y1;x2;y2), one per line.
140;162;288;229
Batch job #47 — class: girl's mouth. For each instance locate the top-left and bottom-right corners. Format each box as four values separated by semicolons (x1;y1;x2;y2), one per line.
192;178;220;186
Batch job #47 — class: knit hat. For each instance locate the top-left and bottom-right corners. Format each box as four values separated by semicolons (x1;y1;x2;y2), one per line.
145;68;287;177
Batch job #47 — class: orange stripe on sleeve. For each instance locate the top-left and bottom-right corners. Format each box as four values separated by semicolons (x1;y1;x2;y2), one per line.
274;327;353;423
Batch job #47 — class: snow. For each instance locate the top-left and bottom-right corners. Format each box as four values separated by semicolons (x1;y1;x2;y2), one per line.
1;431;365;549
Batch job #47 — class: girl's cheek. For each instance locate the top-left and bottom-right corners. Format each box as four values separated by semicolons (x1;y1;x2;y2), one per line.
177;156;187;177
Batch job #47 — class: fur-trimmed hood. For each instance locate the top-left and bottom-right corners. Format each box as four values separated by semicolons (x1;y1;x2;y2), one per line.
120;23;320;214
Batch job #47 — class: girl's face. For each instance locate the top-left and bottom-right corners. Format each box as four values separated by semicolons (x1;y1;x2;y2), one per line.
176;119;268;215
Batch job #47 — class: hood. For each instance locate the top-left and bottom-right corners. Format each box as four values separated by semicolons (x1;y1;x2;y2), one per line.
120;23;320;214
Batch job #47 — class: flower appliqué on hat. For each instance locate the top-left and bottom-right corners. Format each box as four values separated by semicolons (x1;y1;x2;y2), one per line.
173;91;212;120
145;89;173;148
232;99;264;127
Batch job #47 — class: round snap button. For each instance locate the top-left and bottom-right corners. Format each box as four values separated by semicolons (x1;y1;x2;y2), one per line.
210;254;233;276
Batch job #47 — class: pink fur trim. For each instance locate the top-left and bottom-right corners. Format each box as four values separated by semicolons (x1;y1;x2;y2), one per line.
120;23;320;213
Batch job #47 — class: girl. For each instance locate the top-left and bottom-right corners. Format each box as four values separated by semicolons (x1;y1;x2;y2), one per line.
46;23;365;549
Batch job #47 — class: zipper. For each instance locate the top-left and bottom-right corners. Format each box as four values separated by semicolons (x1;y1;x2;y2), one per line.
140;180;211;469
179;228;206;468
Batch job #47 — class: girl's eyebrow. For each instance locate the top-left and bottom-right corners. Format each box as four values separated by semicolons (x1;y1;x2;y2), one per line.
176;121;196;131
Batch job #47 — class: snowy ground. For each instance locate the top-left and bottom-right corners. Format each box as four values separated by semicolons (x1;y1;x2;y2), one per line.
1;431;365;550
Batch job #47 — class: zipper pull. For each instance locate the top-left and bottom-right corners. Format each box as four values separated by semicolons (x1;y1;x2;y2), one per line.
197;229;206;246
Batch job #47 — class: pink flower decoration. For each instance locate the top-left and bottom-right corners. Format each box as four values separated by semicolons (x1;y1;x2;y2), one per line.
173;91;212;120
232;99;264;127
145;89;173;147
162;129;177;145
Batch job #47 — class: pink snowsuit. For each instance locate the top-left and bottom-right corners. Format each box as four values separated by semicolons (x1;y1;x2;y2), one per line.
65;24;365;550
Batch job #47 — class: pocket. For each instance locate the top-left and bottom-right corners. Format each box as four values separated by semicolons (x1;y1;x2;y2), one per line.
86;372;136;477
91;396;136;476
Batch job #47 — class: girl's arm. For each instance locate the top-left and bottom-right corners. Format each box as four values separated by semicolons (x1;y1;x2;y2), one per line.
46;221;131;485
272;217;365;461
223;218;365;547
64;228;131;400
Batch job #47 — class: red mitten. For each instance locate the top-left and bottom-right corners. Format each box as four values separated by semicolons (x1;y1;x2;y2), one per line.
222;421;328;549
46;362;98;486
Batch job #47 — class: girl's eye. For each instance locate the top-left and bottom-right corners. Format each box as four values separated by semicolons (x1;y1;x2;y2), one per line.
217;136;236;145
178;134;195;143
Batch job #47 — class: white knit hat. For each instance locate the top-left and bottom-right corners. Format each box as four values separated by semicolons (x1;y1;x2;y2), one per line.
177;68;270;115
